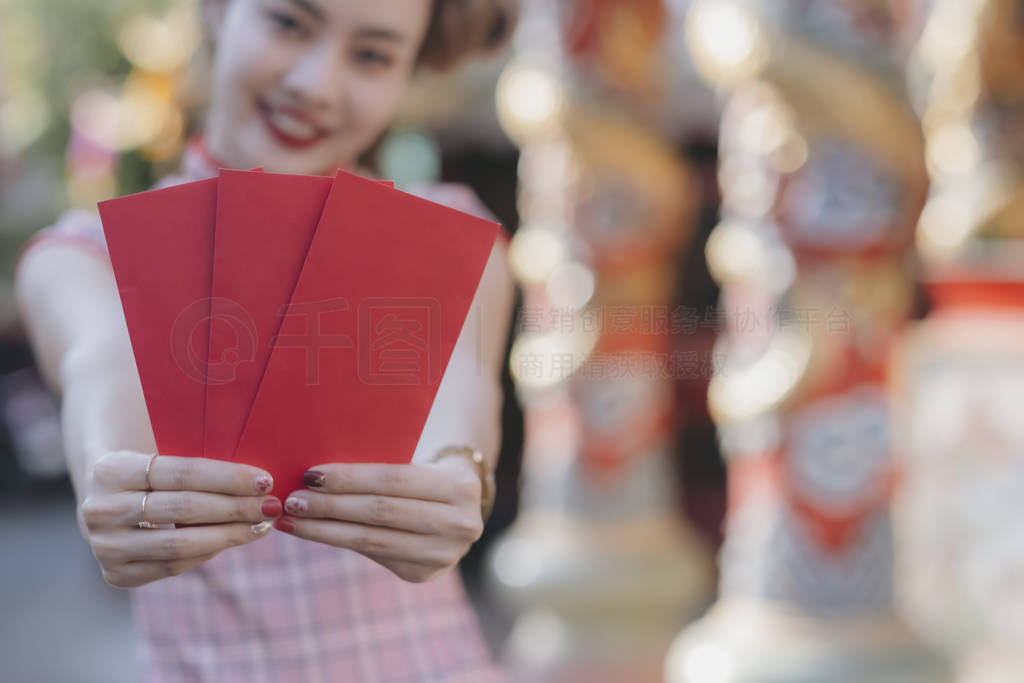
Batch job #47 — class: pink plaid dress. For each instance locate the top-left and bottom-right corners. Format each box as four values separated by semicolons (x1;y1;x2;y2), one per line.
24;140;508;682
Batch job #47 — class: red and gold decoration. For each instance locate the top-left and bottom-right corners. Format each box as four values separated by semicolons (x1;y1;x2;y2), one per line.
665;1;950;681
485;0;713;680
894;2;1024;681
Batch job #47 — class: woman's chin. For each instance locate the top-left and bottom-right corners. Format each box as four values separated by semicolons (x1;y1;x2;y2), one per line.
254;130;349;175
214;138;352;176
254;148;340;176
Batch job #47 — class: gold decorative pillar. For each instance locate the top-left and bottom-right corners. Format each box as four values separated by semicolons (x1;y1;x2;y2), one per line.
665;2;951;681
485;1;713;680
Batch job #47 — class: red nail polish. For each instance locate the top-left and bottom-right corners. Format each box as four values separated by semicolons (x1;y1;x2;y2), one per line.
275;516;295;533
261;498;283;518
303;470;326;487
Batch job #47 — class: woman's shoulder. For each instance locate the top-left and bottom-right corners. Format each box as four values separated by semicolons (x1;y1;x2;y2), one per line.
17;207;109;267
18;170;197;268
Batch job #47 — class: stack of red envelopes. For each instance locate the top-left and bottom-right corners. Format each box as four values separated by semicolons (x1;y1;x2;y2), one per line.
98;169;499;499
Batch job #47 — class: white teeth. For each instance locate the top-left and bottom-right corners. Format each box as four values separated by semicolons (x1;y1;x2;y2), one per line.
268;109;319;140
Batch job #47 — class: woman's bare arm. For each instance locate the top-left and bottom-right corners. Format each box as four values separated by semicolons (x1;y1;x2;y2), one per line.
14;244;155;498
14;243;281;587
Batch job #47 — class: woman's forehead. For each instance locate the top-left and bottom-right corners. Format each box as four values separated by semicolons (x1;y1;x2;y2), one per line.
276;0;432;33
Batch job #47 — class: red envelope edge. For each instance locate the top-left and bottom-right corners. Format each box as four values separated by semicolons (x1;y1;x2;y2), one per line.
98;178;218;460
206;171;401;462
205;169;333;461
232;170;500;498
97;168;262;460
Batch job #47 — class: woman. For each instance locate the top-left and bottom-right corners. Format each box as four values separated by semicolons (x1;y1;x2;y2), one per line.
14;1;516;680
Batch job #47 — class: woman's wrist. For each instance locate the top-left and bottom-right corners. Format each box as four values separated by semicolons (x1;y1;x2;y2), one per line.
60;339;153;502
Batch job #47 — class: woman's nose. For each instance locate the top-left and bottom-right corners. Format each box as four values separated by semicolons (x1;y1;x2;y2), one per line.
280;41;344;111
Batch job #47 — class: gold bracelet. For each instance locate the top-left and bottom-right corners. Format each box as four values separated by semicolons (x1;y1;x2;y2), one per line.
431;445;496;523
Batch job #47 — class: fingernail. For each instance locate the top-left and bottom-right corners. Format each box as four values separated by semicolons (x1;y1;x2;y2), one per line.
261;498;283;518
303;470;325;487
254;475;273;494
275;516;295;533
250;521;272;535
284;496;307;514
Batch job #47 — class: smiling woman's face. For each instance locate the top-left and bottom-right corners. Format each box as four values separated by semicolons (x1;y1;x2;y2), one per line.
203;0;433;174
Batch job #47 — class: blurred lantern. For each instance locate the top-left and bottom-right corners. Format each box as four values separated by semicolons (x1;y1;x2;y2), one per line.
894;1;1024;681
665;2;951;682
495;62;566;145
116;3;198;74
0;6;49;156
71;71;177;153
485;1;713;680
684;0;766;86
0;86;49;155
508;222;569;284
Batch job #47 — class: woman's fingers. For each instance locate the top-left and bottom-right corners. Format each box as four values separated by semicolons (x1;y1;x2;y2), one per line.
302;462;480;504
82;490;282;530
277;517;458;568
82;450;281;588
104;552;220;588
284;491;471;536
94;521;273;566
91;450;274;496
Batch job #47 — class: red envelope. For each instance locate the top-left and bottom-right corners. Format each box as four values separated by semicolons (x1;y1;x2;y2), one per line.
205;171;397;462
232;170;499;498
204;170;333;461
98;179;219;459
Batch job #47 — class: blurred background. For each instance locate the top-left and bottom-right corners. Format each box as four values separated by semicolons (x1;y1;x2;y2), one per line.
2;0;1023;681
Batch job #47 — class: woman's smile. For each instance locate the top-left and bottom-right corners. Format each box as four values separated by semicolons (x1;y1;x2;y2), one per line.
256;97;332;149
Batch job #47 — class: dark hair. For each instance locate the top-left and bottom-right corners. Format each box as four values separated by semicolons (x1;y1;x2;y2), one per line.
417;0;518;70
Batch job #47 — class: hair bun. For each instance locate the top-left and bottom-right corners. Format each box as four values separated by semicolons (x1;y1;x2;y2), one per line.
419;0;519;71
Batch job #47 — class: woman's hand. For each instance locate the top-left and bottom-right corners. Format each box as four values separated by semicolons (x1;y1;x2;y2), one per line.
79;450;284;588
274;459;485;583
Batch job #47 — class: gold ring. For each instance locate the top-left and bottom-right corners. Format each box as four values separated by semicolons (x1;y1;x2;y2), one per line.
431;445;495;523
144;452;159;490
137;490;158;529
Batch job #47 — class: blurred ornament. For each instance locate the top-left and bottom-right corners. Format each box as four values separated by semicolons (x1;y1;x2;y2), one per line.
65;129;117;209
71;70;178;153
568;108;696;269
895;310;1024;682
508;222;569;285
496;62;566;145
545;261;596;310
666;2;951;681
0;87;49;155
894;1;1024;680
685;0;766;86
0;369;66;482
117;4;199;75
486;1;713;679
562;0;668;97
377;128;442;187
